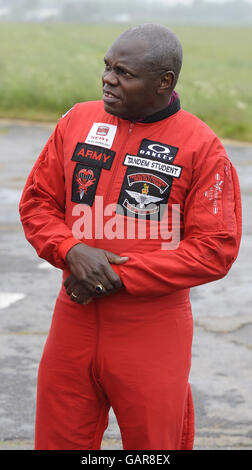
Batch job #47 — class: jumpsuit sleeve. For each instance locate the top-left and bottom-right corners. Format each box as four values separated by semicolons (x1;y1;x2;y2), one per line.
19;117;81;269
115;140;242;297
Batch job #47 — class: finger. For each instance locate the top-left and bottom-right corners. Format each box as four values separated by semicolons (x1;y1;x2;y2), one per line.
64;274;74;289
77;293;93;304
102;264;123;290
75;292;86;304
82;297;93;305
77;276;97;296
70;287;88;303
97;260;125;293
69;268;96;295
66;280;78;296
92;280;120;297
104;250;129;265
113;256;129;264
95;272;116;294
70;291;79;302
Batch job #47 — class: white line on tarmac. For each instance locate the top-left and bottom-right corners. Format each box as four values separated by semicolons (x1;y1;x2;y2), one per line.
37;262;55;270
0;292;25;309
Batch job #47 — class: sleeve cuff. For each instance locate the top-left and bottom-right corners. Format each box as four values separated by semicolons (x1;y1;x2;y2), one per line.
58;237;83;261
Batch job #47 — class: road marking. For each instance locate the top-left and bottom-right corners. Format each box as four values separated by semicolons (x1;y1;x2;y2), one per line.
37;262;55;270
0;188;22;203
0;292;25;309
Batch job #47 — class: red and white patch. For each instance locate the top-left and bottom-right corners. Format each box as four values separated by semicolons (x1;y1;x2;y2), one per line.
76;168;96;200
71;164;101;206
85;122;117;149
204;173;223;215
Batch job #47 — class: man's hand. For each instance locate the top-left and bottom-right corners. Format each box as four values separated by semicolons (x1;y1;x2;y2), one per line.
65;243;128;300
64;273;94;305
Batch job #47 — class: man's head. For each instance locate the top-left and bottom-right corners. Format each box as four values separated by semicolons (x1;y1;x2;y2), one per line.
102;23;183;121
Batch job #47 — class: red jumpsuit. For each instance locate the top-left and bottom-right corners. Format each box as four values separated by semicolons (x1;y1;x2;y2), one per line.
19;97;241;450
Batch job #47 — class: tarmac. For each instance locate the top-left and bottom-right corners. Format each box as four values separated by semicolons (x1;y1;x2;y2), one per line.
0;120;251;451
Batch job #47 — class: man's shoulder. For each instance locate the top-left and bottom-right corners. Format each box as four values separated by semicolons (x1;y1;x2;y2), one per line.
178;108;229;165
61;100;104;119
179;108;216;139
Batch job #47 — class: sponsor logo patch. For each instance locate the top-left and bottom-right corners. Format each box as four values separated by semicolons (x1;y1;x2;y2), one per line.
71;164;101;206
72;143;116;170
85;122;117;149
138;139;179;163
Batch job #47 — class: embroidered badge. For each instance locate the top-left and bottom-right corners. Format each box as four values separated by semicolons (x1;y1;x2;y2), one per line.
124;185;163;215
117;167;172;218
71;164;101;206
127;172;169;194
85;122;117;149
72;143;116;170
117;139;181;218
123;154;182;178
204;173;223;214
137;139;179;163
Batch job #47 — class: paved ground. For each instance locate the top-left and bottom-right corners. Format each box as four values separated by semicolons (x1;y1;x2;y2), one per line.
0;121;251;450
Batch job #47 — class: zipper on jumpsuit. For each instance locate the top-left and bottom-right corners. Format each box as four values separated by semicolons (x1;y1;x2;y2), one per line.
93;121;135;383
103;121;135;206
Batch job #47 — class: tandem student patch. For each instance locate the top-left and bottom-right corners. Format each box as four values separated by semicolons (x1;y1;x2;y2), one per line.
123;154;182;178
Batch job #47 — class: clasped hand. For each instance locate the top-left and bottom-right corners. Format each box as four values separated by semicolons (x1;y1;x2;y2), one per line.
64;244;128;304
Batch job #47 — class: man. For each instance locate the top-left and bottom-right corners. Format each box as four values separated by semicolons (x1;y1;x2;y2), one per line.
19;24;242;450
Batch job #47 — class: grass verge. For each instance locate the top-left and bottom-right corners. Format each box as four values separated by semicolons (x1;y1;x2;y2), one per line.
0;24;251;141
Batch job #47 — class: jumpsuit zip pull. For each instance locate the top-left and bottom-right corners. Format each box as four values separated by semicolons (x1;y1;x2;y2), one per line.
129;122;135;134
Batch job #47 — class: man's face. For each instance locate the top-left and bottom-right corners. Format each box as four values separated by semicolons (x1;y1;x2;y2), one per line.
102;38;161;121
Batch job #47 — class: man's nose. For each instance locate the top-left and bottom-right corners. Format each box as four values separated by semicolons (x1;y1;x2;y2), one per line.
102;69;119;86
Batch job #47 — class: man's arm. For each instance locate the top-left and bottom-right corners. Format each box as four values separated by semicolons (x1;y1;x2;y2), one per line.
111;143;242;297
19;116;128;297
19;121;81;269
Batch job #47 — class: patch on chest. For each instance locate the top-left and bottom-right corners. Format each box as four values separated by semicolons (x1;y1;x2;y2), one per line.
137;138;179;163
71;164;101;206
84;122;117;149
72;143;116;170
116;140;181;219
123;154;182;178
117;167;173;218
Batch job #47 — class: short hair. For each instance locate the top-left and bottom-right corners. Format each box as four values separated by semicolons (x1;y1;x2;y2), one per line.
116;23;183;88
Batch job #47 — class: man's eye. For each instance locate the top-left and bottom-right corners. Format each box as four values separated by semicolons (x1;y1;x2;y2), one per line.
104;63;132;78
117;68;132;77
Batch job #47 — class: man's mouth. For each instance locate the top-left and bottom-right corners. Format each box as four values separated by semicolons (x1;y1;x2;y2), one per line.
103;89;120;104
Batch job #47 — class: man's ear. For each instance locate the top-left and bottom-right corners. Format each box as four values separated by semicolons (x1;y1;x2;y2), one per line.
157;71;175;94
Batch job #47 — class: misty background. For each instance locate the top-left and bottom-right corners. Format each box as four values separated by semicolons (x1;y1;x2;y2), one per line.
0;0;252;25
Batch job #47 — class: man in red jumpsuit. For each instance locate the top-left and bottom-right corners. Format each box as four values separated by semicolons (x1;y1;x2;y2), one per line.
19;24;242;450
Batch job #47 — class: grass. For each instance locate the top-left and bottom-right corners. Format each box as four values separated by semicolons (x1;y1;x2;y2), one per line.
0;23;251;141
